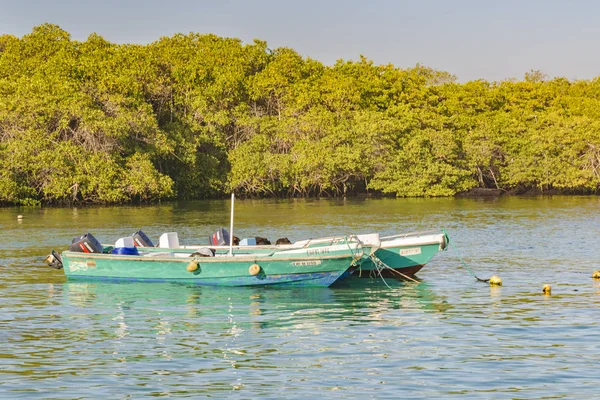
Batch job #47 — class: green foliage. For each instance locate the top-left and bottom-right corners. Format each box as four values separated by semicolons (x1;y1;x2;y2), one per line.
2;25;600;205
370;127;476;197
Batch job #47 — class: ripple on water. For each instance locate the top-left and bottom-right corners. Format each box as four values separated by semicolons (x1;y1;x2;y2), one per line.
2;197;600;398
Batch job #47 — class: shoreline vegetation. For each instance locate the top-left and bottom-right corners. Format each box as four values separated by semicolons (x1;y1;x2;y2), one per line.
2;24;600;206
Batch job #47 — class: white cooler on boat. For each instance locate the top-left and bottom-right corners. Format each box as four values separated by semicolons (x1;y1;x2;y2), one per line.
159;232;180;248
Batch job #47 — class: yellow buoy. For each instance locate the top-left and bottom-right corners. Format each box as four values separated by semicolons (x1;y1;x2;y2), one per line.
17;215;23;220
489;275;502;286
542;284;551;295
249;264;261;276
187;261;199;272
592;270;600;279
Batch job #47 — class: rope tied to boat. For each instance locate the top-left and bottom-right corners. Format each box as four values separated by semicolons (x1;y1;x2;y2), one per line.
442;228;490;283
343;236;364;267
354;233;421;286
353;234;380;278
369;253;420;285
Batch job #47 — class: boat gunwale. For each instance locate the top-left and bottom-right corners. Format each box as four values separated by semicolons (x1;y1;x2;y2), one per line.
175;230;445;251
179;236;358;251
62;250;364;263
379;235;446;247
379;230;444;240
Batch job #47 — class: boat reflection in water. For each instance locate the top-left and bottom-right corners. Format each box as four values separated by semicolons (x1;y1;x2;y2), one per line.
62;279;453;334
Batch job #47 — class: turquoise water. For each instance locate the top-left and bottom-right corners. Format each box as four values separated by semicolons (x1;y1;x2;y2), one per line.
1;197;600;398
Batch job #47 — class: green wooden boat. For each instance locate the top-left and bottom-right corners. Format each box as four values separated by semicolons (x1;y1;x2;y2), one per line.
257;230;449;278
47;241;365;287
351;230;449;278
146;230;449;280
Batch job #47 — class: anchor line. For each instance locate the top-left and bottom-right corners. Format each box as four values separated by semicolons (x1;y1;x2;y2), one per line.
369;254;421;284
442;229;490;283
353;235;387;284
340;236;364;280
343;236;363;267
370;255;394;290
352;238;421;285
352;235;372;278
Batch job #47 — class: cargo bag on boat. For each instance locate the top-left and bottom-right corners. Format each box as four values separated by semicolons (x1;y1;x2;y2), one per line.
69;233;103;253
190;248;215;257
112;237;140;255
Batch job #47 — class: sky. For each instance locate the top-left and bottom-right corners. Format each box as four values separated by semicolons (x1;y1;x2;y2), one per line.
1;0;599;82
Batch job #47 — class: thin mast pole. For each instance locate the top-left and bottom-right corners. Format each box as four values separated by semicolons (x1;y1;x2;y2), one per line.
229;193;235;256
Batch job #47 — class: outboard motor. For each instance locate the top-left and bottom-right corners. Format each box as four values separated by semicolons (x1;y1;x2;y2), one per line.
69;233;103;253
209;228;230;246
132;230;154;247
44;250;63;269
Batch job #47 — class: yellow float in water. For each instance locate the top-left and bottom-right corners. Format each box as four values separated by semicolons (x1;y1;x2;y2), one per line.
542;284;551;295
592;271;600;279
187;261;199;272
249;264;261;276
489;275;502;286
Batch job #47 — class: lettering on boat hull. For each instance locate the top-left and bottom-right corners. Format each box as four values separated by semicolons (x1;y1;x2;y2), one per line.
292;260;322;267
399;248;421;256
69;261;88;272
306;248;330;256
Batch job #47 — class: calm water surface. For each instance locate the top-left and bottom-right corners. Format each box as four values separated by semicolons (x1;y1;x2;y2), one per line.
1;197;600;399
